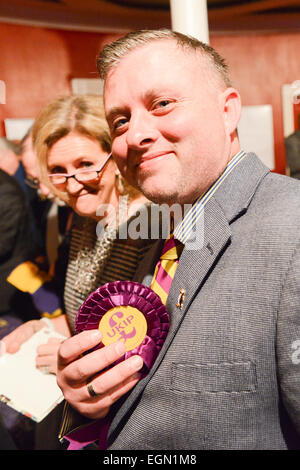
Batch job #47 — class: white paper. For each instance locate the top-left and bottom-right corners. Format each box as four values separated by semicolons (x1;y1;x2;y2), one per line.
0;328;65;422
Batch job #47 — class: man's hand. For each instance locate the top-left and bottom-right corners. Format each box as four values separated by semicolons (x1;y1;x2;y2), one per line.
56;329;144;420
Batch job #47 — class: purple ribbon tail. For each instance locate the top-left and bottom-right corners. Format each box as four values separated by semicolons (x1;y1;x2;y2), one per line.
64;416;111;450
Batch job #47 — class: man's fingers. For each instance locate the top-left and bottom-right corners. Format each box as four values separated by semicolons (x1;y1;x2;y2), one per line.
68;358;144;420
56;329;145;421
60;339;128;385
78;372;142;420
90;355;143;399
58;329;102;366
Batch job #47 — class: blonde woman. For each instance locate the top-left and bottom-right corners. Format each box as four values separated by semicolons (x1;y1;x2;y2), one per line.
2;95;152;373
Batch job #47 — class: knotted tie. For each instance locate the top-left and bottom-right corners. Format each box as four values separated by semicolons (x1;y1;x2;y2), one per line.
150;233;183;305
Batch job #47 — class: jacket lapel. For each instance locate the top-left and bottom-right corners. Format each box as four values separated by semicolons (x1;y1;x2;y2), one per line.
108;152;269;443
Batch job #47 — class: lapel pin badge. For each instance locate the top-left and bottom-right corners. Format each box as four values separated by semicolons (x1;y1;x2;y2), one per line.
176;288;186;310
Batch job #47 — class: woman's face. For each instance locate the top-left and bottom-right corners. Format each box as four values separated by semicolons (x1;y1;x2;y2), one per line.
47;132;116;219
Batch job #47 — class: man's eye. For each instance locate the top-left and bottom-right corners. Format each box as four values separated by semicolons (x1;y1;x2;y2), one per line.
113;118;128;130
157;100;171;107
152;100;174;112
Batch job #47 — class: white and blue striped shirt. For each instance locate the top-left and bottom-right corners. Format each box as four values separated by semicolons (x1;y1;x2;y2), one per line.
174;150;247;244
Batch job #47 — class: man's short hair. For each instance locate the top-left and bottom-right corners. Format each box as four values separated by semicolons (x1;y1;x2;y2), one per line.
97;28;232;88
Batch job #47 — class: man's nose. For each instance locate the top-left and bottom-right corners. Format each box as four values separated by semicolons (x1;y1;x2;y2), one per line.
126;113;159;150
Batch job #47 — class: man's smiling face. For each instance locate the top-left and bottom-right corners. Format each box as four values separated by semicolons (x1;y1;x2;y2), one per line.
104;40;239;205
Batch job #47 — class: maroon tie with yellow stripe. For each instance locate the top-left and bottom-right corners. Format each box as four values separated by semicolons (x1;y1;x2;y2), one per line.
150;233;183;305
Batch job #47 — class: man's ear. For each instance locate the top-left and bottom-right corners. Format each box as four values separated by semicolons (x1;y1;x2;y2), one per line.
219;87;242;136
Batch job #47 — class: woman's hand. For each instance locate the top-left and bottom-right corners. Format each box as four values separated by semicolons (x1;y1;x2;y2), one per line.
36;337;65;375
1;319;44;354
1;315;71;376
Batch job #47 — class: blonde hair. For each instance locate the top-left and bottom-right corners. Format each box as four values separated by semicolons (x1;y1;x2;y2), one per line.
97;29;232;87
32;94;112;202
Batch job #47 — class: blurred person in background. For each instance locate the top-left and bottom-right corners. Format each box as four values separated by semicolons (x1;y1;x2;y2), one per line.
0;129;69;450
0;166;38;450
0;167;37;325
0;135;42;331
17;130;53;257
0;132;58;259
0;130;68;450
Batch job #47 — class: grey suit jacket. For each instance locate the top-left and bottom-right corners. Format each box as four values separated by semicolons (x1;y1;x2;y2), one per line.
107;153;300;450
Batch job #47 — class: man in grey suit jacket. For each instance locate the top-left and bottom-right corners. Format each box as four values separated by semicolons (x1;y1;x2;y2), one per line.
57;29;300;449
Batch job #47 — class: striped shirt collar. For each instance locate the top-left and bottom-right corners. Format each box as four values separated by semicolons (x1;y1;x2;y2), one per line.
174;150;247;244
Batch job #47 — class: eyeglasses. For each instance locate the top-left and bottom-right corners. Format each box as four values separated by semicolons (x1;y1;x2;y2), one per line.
25;175;40;189
48;153;112;186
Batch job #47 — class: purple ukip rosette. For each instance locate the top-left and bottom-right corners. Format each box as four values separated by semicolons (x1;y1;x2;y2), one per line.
75;280;170;374
64;281;170;451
